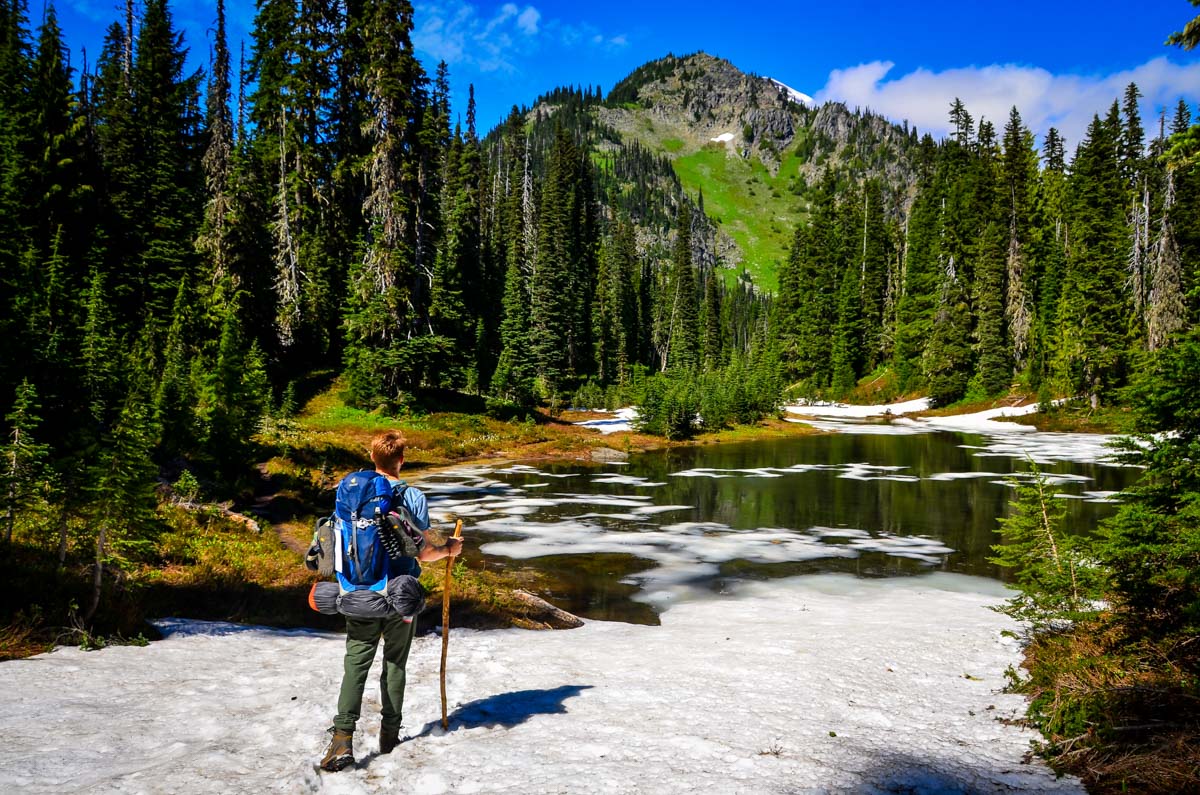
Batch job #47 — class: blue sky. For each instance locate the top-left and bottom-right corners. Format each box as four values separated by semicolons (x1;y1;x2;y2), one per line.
50;0;1200;149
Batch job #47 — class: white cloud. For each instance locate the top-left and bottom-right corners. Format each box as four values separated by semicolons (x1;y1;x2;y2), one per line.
814;57;1200;152
414;2;623;74
517;7;541;36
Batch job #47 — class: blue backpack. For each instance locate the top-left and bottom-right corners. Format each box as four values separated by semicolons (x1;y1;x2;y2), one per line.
332;470;409;593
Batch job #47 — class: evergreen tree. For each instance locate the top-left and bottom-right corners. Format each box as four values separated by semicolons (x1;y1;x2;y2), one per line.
83;381;160;623
1055;110;1130;408
1170;98;1192;136
924;256;973;406
702;268;723;371
0;0;33;398
155;278;196;458
1119;82;1145;186
1146;168;1188;350
248;0;338;354
666;201;700;372
492;251;534;404
1029;127;1069;385
80;268;121;427
779;171;838;386
612;219;641;381
196;0;235;311
431;111;483;387
530;124;579;398
1000;107;1038;374
892;158;941;391
970;121;1010;395
1101;329;1200;637
1;380;52;546
128;0;203;324
830;229;864;394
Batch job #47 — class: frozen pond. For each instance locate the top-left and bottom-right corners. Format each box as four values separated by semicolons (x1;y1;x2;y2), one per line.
419;425;1139;623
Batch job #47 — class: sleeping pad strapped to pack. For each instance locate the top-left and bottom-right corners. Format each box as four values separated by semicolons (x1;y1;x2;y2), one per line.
305;470;427;621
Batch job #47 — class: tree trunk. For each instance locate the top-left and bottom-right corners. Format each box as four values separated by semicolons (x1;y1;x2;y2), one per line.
57;505;69;568
84;523;106;624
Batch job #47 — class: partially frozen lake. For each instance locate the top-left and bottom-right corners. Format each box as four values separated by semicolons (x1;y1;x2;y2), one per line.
421;427;1138;621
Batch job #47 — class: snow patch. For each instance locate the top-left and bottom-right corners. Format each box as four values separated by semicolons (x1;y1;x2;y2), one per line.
768;77;814;105
784;397;932;419
574;407;637;434
0;575;1081;793
784;401;1127;466
710;132;736;143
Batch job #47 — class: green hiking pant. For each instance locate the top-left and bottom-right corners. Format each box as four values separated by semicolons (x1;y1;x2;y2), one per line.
333;614;417;733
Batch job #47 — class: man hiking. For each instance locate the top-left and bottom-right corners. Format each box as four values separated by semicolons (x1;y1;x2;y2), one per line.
317;430;462;772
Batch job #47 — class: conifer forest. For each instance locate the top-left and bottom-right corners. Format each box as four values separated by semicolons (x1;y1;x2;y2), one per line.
2;0;1200;787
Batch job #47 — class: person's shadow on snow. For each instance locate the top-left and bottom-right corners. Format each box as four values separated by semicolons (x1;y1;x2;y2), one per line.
416;685;594;735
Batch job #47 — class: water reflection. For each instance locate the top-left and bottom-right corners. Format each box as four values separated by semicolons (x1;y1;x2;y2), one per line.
420;430;1140;624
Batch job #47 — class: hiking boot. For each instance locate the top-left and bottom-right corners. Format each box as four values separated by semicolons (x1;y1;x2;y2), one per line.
379;726;401;755
320;727;354;772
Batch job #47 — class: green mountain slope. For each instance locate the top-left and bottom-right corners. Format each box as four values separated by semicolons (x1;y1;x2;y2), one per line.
528;52;920;292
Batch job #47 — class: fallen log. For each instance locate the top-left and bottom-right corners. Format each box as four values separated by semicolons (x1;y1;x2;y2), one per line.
511;589;585;629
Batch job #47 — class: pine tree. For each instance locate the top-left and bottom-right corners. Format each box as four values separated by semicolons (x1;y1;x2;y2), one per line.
1055;109;1130;408
1120;82;1145;186
830;255;864;394
971;121;1010;395
702;268;723;370
666;201;700;372
431;107;483;387
892;154;941;391
779;171;838;386
1146;168;1188;350
1029;127;1069;385
197;306;268;478
155;278;196;458
83;382;160;623
248;0;339;354
530;124;579;398
128;0;203;325
344;0;439;400
1;379;52;545
1100;329;1200;636
0;0;33;398
27;3;87;270
1170;99;1192;136
80;268;121;427
1001;107;1038;375
492;251;534;404
196;0;236;310
924;255;973;406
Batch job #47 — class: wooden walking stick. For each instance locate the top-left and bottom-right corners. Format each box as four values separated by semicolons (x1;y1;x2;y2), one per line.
440;519;463;730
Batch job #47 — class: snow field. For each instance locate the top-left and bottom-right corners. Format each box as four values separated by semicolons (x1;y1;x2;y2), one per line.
0;574;1081;794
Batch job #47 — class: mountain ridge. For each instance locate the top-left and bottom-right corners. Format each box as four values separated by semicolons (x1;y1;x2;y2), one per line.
520;51;921;290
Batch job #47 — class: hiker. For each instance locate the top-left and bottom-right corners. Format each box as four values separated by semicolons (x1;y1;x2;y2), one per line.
316;430;463;772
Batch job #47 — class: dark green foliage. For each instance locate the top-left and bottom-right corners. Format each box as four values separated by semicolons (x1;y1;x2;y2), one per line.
666;202;700;372
634;373;699;440
1101;332;1200;635
1;380;53;545
530;125;584;399
990;463;1105;632
83;382;162;622
1054;110;1129;408
923;260;974;406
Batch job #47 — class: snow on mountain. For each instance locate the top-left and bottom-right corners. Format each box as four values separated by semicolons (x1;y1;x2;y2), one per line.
0;574;1082;794
768;77;813;105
